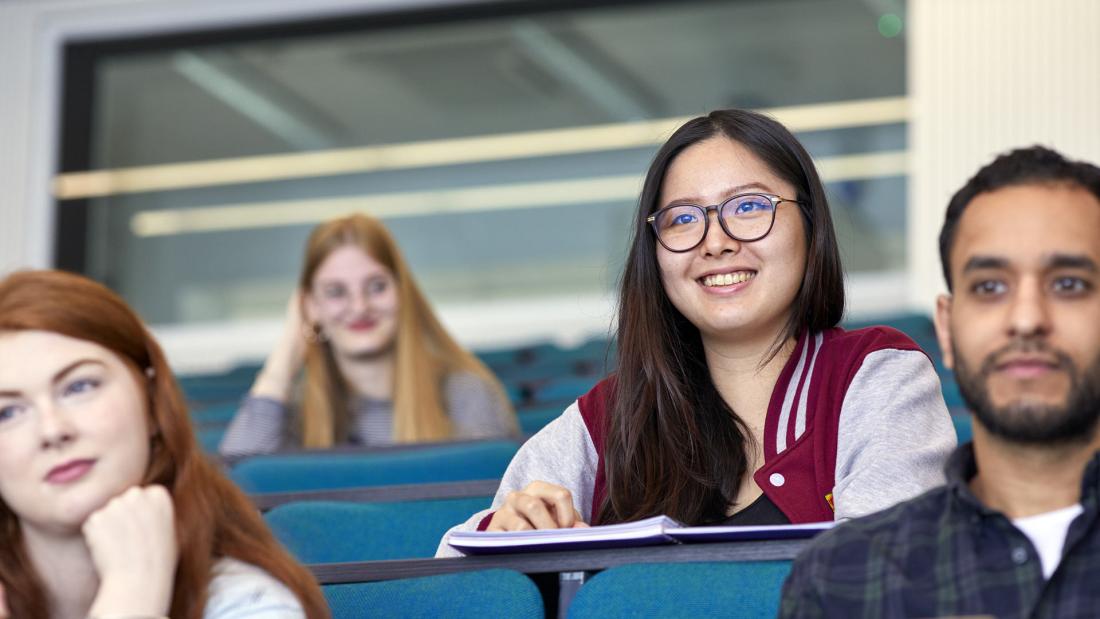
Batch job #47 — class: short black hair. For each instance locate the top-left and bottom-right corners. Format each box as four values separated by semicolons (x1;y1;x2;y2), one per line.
939;145;1100;291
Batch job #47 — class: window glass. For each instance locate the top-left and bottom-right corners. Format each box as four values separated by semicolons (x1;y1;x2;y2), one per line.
58;0;908;325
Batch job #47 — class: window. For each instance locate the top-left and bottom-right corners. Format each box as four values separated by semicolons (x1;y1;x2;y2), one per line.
56;0;908;332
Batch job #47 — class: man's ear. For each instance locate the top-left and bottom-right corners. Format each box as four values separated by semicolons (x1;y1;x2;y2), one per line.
933;293;955;371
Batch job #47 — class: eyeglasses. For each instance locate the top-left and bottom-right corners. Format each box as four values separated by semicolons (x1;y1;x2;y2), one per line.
646;192;801;253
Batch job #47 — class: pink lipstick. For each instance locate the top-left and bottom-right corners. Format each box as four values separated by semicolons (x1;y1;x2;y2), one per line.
46;459;95;484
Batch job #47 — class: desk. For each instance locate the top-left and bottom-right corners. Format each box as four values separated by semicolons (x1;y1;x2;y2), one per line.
250;479;499;511
310;538;808;617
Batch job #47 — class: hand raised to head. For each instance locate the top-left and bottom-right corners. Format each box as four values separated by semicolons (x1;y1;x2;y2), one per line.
83;485;178;618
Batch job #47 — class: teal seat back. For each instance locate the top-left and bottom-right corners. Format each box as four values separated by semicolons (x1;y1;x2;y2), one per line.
190;402;239;426
265;498;491;562
568;561;792;618
516;404;564;434
196;427;226;453
230;440;519;493
952;413;973;444
323;570;543;619
845;312;937;346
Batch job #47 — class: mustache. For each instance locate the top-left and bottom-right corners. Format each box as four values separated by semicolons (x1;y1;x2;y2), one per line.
977;338;1075;376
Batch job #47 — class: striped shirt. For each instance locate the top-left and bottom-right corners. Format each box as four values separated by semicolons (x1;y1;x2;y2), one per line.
219;370;516;457
780;444;1100;618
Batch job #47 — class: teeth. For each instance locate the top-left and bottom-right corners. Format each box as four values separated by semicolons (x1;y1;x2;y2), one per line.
703;271;756;287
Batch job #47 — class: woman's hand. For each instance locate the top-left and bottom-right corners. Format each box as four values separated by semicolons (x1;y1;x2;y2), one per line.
251;290;310;401
487;481;589;531
84;485;178;618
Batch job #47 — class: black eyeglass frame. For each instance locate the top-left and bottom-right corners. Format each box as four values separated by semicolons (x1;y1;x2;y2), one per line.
645;192;802;253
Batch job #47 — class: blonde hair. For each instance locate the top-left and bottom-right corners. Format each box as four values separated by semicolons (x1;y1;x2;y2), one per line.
298;213;513;447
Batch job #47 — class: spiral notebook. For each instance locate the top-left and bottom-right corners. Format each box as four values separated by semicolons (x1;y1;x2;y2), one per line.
448;516;833;555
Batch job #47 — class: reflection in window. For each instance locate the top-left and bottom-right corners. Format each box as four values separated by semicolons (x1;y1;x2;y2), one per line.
58;0;908;325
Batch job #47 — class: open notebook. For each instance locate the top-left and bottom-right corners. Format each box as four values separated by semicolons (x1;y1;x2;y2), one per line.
448;516;834;555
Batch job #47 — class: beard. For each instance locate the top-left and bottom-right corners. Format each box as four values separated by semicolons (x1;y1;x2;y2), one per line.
952;337;1100;446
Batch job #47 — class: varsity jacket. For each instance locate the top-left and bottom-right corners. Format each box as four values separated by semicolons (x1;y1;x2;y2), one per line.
436;326;956;557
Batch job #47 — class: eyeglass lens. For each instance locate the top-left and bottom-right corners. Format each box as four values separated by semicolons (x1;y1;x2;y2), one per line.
654;193;777;251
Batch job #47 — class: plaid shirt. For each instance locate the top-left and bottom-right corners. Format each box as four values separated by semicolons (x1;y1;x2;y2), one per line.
779;444;1100;618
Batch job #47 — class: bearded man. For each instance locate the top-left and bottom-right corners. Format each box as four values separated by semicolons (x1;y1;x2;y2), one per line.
780;146;1100;618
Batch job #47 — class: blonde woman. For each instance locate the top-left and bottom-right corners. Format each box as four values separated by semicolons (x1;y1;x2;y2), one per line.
220;214;517;457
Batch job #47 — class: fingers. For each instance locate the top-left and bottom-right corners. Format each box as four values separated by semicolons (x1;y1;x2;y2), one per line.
83;485;178;618
82;484;177;572
532;481;578;529
0;581;8;619
508;491;560;529
486;482;587;532
572;510;589;528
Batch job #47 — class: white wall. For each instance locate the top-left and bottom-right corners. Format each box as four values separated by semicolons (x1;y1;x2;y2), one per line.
0;0;56;274
907;0;1100;311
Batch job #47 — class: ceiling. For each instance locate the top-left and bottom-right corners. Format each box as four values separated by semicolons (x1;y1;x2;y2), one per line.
89;0;906;169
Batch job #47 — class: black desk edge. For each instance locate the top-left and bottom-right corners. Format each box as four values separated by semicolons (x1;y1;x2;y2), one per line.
311;538;808;584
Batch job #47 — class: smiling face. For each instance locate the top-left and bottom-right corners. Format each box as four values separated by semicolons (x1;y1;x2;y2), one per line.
0;330;151;534
655;136;808;345
305;243;400;360
934;183;1100;444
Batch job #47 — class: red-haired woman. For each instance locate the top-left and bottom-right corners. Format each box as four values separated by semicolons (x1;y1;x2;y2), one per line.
0;270;328;619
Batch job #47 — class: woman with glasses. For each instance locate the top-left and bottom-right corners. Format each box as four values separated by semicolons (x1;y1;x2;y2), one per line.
438;109;954;548
220;214;517;457
0;270;327;618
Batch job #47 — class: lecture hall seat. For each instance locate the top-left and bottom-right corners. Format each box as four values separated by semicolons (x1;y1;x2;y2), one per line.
324;569;543;619
265;498;493;562
567;561;793;619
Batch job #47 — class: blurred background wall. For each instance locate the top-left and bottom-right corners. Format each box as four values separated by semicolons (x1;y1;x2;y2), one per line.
0;0;1096;372
908;0;1100;313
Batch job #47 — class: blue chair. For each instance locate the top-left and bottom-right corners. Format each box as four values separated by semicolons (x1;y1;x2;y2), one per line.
516;404;564;434
532;375;600;403
567;561;792;618
940;376;965;409
844;312;939;354
952;413;973;444
324;570;543;619
195;427;226;453
230;440;520;493
190;402;239;426
475;341;560;373
265;498;491;562
177;363;260;405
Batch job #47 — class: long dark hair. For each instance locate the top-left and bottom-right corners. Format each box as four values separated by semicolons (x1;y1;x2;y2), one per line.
601;109;845;525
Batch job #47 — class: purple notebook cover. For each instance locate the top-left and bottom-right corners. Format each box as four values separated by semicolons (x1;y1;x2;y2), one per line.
450;532;677;555
668;522;833;543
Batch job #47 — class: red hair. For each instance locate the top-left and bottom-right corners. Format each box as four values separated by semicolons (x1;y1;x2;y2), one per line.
0;270;328;619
